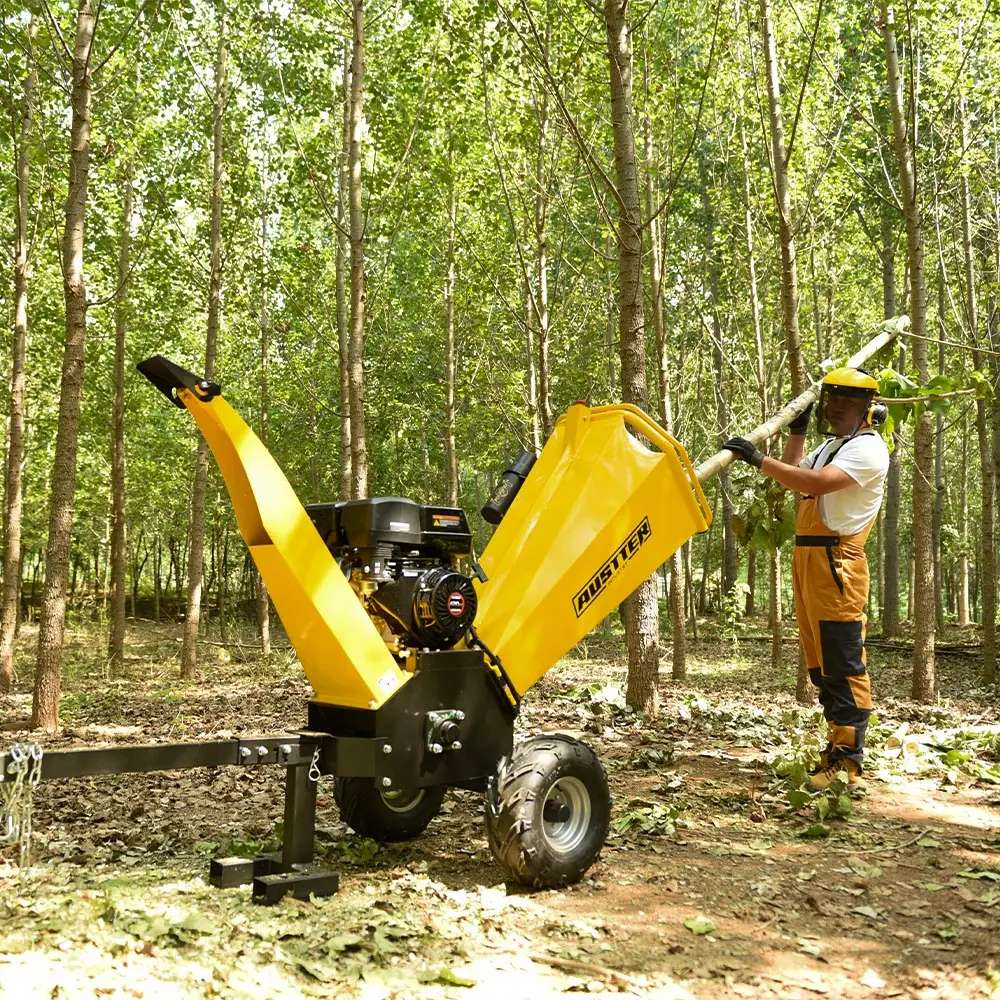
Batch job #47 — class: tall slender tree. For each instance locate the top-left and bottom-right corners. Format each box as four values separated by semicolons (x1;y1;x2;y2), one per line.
759;0;809;702
108;159;133;674
958;85;995;679
348;0;369;498
604;0;659;715
0;14;37;694
337;42;352;500
32;0;98;730
444;153;459;505
181;24;228;679
882;3;935;701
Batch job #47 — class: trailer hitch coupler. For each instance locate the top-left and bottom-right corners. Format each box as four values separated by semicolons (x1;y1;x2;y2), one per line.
481;449;536;525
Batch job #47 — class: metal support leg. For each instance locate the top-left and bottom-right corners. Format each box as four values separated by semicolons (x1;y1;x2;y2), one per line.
249;760;338;904
281;762;316;868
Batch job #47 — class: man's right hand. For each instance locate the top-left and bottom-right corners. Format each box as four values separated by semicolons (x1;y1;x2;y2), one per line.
722;438;765;469
788;402;814;435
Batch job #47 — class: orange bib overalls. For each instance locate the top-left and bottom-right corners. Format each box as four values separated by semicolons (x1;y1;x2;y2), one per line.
792;445;874;770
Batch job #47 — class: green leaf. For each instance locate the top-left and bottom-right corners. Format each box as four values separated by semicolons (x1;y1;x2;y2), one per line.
434;968;477;987
923;883;947;891
957;868;1000;881
799;824;831;838
297;959;336;982
178;912;215;935
683;915;716;935
326;933;364;953
787;788;811;810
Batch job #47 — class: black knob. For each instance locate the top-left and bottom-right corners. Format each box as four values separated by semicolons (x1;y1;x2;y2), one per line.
438;720;461;745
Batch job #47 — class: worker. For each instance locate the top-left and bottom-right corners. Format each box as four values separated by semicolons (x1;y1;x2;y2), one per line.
722;368;889;790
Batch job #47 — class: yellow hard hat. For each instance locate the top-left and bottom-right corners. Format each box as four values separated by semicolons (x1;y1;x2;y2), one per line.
821;367;880;393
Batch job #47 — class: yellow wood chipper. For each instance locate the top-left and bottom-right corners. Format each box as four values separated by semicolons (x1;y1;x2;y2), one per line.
0;356;710;904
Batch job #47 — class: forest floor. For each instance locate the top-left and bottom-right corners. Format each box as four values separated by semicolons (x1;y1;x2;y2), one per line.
1;619;1000;1000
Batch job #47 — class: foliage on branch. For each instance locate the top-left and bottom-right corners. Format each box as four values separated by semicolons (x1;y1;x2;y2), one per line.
731;479;795;555
875;368;993;439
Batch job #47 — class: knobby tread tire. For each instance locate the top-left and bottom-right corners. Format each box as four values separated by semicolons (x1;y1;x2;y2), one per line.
485;734;611;889
334;777;446;843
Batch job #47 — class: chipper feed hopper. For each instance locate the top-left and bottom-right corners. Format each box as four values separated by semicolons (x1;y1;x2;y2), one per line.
0;357;709;904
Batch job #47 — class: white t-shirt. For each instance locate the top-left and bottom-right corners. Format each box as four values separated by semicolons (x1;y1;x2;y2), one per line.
799;431;891;535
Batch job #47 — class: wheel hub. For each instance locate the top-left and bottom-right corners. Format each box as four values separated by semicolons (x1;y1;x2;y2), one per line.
541;776;591;852
381;788;426;814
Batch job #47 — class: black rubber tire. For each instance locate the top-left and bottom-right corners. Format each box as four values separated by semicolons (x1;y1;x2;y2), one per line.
485;734;611;888
334;778;446;843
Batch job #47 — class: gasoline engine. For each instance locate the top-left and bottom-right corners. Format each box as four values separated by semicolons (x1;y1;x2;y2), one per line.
305;497;479;653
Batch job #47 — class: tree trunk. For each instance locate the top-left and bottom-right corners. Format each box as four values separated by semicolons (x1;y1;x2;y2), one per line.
217;528;228;642
932;277;945;632
153;536;162;623
348;0;368;498
988;126;1000;684
444;161;459;506
700;175;739;600
524;278;542;454
760;0;806;398
337;42;352;499
32;1;96;731
882;4;935;701
258;174;272;659
959;91;995;671
108;163;133;674
809;241;824;365
880;204;903;636
535;45;553;442
181;26;227;679
643;55;685;681
0;15;37;694
760;0;808;702
605;0;659;715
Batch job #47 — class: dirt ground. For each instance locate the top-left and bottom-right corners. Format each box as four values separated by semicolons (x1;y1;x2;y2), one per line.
1;620;999;1000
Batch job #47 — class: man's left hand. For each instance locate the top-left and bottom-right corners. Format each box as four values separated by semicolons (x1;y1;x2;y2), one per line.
723;437;765;469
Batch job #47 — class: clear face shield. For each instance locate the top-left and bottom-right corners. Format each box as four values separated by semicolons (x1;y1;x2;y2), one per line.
815;385;876;438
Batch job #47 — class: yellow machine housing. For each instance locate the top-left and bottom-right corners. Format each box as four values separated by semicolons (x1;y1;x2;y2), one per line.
472;403;711;693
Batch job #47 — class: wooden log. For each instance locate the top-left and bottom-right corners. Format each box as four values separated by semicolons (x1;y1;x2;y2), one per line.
695;324;902;484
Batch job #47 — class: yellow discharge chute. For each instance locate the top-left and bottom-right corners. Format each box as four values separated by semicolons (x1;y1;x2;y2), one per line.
138;357;407;710
472;403;711;694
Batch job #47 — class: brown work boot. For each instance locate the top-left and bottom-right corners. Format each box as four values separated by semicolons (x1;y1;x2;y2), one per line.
809;759;865;791
809;748;831;775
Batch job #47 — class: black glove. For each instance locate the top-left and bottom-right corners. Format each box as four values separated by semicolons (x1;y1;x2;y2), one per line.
723;437;765;469
788;402;814;435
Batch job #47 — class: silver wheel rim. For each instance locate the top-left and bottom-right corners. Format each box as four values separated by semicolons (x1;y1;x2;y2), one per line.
380;787;426;814
542;776;591;853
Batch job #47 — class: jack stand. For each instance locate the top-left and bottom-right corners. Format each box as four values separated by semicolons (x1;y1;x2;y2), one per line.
209;757;339;905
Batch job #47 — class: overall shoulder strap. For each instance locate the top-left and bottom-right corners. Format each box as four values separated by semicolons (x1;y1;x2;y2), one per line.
810;439;848;470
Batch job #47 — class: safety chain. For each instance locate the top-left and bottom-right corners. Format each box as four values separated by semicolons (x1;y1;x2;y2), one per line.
1;742;44;867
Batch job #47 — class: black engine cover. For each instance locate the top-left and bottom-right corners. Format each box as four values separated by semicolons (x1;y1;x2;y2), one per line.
305;497;472;563
306;496;478;650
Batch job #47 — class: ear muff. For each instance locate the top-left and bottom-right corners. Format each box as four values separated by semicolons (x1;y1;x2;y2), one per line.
867;402;888;427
